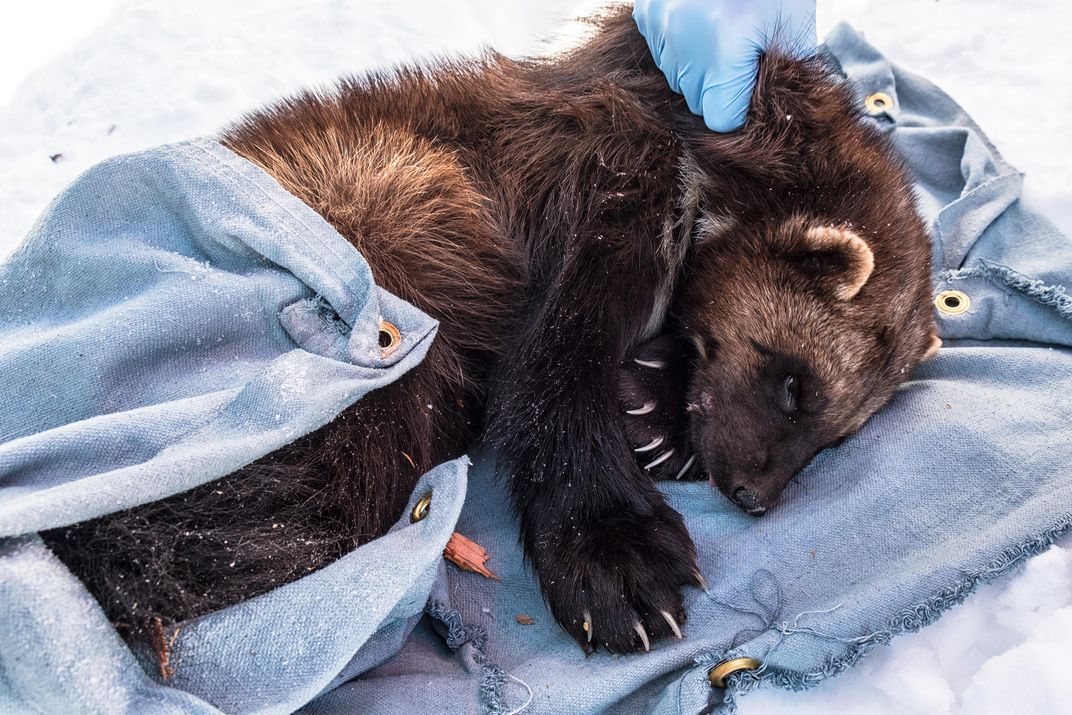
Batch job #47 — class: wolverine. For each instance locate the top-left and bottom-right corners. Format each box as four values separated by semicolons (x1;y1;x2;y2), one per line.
43;6;938;654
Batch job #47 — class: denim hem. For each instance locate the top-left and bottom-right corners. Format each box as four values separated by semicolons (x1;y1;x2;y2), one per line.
704;513;1072;712
424;601;507;714
970;261;1072;323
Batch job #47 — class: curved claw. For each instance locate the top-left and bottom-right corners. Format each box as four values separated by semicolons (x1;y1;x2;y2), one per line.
674;454;697;480
583;610;593;643
633;358;666;369
634;436;665;453
626;401;656;415
692;570;709;591
633;621;650;652
643;449;674;471
661;610;683;639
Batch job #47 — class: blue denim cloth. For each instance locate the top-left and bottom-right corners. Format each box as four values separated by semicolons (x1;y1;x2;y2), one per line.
0;138;462;714
2;23;1071;715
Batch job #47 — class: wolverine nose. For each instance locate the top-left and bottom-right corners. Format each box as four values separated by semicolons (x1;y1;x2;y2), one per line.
731;487;767;517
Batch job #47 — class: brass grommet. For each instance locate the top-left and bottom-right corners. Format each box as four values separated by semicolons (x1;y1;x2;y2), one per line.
379;320;401;358
935;289;971;315
707;657;762;688
410;493;432;523
865;91;894;115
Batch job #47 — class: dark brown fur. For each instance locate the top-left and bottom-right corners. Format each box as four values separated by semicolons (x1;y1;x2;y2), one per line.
43;7;935;654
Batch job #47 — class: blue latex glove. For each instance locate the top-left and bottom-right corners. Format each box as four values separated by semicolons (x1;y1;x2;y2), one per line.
633;0;817;132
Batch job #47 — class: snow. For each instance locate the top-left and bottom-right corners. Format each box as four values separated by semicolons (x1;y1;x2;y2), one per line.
1;1;1070;713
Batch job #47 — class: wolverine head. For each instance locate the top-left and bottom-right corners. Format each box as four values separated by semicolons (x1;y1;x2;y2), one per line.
677;212;938;515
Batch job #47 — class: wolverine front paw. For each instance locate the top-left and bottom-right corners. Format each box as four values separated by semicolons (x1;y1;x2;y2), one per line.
618;334;701;480
535;499;701;654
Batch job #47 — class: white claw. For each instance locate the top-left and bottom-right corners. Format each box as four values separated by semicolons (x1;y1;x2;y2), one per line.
674;454;697;480
661;610;683;639
633;358;666;369
643;449;674;471
583;610;593;643
634;436;665;453
625;401;656;416
633;622;650;652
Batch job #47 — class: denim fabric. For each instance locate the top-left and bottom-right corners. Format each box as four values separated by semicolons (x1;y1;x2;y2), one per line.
2;23;1071;715
0;138;467;713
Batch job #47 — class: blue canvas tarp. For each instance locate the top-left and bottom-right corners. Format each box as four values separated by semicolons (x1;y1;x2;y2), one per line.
1;23;1070;715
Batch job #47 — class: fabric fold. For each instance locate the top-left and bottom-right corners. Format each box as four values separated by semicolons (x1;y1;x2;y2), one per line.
0;139;438;534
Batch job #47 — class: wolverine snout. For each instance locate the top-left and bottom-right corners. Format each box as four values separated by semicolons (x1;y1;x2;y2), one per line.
706;468;778;517
730;486;768;517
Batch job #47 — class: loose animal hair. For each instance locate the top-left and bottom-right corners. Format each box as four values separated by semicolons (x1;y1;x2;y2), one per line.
43;6;935;656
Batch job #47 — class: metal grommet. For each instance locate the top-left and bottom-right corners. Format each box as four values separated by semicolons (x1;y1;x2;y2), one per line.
707;657;762;688
379;320;401;358
410;493;432;523
865;91;894;115
935;289;971;315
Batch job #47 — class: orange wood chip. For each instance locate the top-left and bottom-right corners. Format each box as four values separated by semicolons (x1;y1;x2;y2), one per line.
150;617;180;681
443;532;500;580
515;614;535;625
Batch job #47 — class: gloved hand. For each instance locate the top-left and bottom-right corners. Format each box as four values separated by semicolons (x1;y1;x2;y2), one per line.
633;0;817;132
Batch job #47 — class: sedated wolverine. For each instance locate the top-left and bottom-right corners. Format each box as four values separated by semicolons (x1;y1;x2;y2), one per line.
44;6;939;654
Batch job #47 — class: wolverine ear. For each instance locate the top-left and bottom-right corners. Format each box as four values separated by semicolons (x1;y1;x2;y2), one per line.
922;333;942;361
790;225;875;301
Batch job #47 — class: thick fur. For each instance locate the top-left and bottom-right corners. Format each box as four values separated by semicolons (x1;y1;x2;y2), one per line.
43;7;935;654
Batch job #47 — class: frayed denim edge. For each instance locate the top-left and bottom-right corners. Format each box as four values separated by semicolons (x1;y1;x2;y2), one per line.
425;601;507;715
710;514;1072;713
960;261;1072;321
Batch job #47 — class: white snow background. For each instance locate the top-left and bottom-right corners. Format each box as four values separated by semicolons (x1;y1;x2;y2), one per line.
1;1;1070;713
